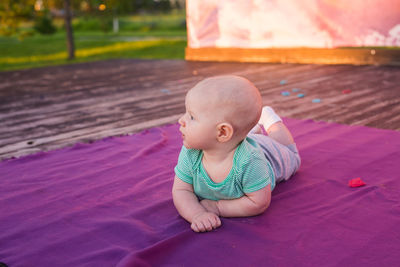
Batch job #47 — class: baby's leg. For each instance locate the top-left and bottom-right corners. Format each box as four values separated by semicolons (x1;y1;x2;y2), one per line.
258;106;294;146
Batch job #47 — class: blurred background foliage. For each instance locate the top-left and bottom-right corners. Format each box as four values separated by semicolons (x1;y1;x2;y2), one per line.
0;0;185;36
0;0;187;70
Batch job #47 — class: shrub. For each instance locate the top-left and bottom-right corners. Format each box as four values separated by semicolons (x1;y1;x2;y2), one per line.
73;17;112;32
34;12;57;35
99;17;112;33
73;17;101;31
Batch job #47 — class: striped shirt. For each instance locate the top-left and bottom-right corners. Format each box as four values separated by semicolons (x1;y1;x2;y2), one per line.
174;137;275;201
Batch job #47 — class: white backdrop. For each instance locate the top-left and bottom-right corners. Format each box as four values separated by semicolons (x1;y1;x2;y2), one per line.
187;0;400;48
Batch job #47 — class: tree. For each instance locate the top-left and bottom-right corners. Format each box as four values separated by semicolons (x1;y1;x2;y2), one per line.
64;0;75;59
42;0;75;59
0;0;75;59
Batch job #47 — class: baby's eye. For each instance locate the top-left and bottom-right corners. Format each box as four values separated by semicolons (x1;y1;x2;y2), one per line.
190;115;194;120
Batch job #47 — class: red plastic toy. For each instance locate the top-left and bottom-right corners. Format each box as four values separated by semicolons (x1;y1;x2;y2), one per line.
348;177;366;187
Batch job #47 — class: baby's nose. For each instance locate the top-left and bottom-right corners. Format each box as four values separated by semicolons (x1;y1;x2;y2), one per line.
178;114;185;126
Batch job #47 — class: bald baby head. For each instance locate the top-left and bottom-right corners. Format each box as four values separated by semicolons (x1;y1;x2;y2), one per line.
188;75;262;139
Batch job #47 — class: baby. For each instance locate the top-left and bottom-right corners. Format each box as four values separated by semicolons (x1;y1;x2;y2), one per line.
172;75;301;232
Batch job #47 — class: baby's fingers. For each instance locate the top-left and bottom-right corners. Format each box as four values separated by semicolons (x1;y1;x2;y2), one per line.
191;221;206;232
191;222;200;232
202;215;219;231
191;213;221;232
215;216;222;228
211;215;222;229
203;219;213;231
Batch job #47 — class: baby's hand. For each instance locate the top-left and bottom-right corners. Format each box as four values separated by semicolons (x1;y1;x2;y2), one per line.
200;199;220;215
191;212;221;232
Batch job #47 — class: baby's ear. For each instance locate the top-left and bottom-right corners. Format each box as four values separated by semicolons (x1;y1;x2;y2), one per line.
216;123;234;143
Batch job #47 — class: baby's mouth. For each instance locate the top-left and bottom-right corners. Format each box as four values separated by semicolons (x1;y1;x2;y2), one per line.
179;128;185;138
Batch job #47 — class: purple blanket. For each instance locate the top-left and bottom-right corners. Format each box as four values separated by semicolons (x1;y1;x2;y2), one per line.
1;118;399;267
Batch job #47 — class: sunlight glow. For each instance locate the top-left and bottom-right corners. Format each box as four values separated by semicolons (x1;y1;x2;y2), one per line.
0;40;166;65
34;0;43;11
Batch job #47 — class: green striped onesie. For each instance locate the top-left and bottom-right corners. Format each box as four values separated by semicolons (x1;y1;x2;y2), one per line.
174;137;276;201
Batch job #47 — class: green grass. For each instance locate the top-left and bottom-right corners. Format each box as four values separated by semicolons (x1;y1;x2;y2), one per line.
73;13;186;32
0;31;186;71
0;12;187;71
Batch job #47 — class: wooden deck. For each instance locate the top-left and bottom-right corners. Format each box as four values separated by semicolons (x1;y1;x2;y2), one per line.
1;59;399;160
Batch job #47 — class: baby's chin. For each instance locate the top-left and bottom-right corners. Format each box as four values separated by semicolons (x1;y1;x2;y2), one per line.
182;142;192;149
182;141;199;150
181;136;192;148
182;139;190;149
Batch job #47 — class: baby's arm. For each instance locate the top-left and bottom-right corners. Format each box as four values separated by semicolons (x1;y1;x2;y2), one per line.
172;175;221;232
202;184;271;217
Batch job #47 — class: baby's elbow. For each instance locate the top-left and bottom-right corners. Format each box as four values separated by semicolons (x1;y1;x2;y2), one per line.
254;199;271;215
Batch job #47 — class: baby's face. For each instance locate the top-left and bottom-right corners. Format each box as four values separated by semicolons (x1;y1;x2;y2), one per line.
178;90;219;149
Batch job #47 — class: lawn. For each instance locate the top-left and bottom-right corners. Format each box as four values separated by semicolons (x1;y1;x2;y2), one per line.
0;12;187;71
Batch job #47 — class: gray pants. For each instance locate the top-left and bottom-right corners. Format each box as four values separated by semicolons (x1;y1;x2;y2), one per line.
248;133;301;183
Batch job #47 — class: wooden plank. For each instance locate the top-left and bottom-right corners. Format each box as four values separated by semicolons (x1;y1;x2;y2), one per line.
186;47;400;66
0;114;181;159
